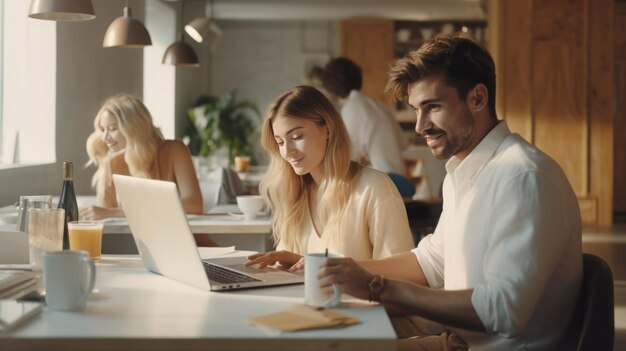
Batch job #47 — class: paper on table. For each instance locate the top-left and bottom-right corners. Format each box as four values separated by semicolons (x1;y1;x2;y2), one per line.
248;304;359;332
197;246;236;259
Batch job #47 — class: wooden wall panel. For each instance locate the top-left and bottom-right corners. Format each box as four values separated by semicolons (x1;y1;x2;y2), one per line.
579;196;598;225
616;2;626;57
491;0;614;225
614;60;626;212
533;0;584;45
533;42;587;195
501;0;533;141
615;2;626;213
588;0;614;225
339;19;394;107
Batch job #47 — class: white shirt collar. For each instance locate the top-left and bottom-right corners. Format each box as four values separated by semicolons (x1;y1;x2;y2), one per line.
445;120;511;185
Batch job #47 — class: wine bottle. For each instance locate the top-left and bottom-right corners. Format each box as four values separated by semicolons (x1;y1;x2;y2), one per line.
58;161;79;250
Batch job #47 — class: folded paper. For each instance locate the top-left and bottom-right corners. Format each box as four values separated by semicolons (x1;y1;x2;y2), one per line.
248;304;359;332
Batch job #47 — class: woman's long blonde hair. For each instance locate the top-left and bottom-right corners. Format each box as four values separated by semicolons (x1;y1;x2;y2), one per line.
260;86;360;252
86;94;164;195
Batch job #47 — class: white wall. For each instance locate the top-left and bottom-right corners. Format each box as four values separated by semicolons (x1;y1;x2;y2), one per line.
3;1;56;165
206;20;337;163
56;0;145;195
209;20;336;113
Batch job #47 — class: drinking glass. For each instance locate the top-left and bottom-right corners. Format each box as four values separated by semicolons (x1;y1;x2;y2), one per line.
16;195;52;232
27;208;65;271
68;221;104;260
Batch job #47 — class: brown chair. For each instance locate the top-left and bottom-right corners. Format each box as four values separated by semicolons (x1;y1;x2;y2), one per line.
564;253;614;351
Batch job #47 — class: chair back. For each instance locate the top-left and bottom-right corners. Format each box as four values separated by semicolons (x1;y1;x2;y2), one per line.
0;230;30;264
564;253;614;351
388;172;416;199
199;167;250;211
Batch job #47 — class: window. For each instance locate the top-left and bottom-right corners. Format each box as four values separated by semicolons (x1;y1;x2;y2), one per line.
1;0;56;167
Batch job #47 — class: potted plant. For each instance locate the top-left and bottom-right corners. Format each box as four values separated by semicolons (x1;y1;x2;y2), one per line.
184;92;261;165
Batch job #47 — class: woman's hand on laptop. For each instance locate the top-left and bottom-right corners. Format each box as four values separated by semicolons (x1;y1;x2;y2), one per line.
79;206;124;220
245;251;303;270
288;257;304;272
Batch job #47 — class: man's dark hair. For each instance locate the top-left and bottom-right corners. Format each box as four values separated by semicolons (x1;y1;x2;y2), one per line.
321;57;362;99
387;35;497;118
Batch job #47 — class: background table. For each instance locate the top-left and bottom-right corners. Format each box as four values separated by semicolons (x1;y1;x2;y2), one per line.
0;199;274;254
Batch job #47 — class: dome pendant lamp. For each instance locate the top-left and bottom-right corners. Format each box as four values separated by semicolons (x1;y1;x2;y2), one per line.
162;0;199;67
184;0;222;52
103;1;152;48
28;0;96;21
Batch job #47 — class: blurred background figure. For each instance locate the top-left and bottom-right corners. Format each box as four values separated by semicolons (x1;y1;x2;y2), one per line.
321;57;409;177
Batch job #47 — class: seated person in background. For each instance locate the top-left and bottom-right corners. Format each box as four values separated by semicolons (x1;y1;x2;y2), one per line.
80;94;212;244
82;94;201;219
80;94;202;219
81;94;214;245
316;36;582;350
321;57;409;177
246;86;414;270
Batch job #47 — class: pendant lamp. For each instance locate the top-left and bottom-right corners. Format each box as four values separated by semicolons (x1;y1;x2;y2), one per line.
184;0;222;52
162;1;199;67
162;39;199;67
28;0;95;21
103;1;152;48
185;17;212;43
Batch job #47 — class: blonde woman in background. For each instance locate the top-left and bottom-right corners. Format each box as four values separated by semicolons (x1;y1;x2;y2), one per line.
81;94;203;220
246;86;414;270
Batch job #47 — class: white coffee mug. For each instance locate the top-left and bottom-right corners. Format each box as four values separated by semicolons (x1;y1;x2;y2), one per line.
305;252;342;308
44;250;96;311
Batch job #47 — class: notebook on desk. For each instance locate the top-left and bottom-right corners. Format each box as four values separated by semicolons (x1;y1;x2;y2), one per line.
112;174;303;291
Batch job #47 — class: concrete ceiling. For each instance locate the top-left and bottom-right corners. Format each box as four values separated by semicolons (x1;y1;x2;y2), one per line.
201;0;487;21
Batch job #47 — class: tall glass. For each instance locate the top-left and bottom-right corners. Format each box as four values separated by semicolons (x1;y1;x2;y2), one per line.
16;195;52;232
27;208;65;271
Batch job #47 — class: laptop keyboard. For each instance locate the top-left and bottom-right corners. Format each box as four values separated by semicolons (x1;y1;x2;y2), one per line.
202;262;262;284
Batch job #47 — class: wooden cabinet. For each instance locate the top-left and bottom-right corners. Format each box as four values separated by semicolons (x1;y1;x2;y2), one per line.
340;18;488;138
393;20;488;59
489;0;615;226
339;19;395;107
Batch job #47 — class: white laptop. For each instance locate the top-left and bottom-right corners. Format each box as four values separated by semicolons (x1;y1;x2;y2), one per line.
112;174;303;291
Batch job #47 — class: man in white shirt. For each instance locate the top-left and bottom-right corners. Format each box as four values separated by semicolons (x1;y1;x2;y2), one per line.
321;57;409;176
317;36;583;350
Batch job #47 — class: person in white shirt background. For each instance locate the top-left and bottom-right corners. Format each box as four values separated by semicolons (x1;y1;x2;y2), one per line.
320;57;409;177
316;36;583;351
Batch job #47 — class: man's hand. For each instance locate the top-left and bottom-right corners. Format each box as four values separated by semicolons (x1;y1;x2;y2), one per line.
317;257;374;300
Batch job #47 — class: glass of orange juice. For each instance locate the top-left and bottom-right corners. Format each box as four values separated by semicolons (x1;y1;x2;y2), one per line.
68;221;104;260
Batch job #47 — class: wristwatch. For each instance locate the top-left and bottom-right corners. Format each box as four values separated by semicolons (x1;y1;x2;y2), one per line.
368;275;385;302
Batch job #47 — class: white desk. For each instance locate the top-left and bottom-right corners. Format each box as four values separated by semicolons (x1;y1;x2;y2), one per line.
1;256;397;351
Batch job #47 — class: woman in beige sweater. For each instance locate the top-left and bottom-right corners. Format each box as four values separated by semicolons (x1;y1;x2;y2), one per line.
246;86;414;270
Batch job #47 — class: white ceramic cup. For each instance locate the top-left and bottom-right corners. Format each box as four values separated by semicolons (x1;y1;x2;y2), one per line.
44;250;96;311
305;252;342;308
236;195;265;221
